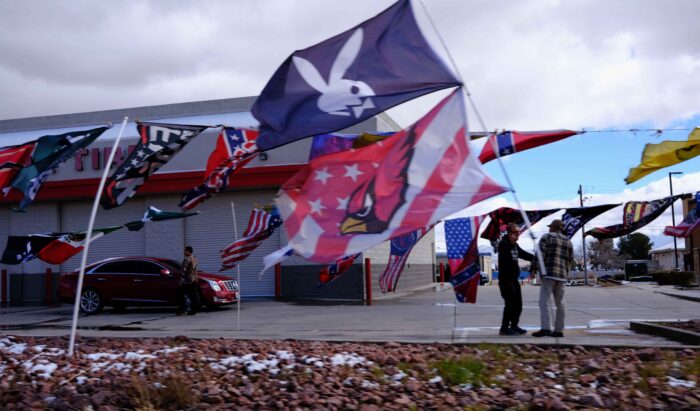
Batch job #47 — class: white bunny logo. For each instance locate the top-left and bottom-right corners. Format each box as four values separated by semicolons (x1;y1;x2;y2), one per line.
293;28;376;118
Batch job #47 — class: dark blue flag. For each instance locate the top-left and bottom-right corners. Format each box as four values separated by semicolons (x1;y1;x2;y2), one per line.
252;0;461;151
561;203;620;239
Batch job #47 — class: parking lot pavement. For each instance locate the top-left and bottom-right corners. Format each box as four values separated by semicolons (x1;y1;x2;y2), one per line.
1;283;698;346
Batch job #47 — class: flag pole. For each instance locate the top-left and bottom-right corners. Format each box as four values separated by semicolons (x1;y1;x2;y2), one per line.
416;0;547;278
231;201;241;332
68;116;128;356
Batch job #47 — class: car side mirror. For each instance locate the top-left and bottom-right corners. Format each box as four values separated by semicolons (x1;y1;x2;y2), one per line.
159;269;171;276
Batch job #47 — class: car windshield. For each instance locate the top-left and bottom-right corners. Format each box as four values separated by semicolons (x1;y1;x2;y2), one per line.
161;259;183;271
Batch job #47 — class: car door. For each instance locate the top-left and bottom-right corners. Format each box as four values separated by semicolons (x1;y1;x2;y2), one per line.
131;260;180;304
87;260;138;303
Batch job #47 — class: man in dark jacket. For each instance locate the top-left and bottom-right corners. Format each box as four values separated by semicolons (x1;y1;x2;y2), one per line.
497;223;534;335
177;245;200;315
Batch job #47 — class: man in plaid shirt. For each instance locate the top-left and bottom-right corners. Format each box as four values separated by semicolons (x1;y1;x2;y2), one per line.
531;219;574;338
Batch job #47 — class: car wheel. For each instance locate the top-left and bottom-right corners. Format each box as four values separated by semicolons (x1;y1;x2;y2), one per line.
80;288;103;314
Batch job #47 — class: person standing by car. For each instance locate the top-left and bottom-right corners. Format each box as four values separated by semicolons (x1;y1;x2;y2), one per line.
497;223;534;336
531;219;574;338
178;246;200;315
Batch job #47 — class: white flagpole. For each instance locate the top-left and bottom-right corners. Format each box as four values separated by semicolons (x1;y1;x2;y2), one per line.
231;201;241;332
417;1;548;277
68;117;128;356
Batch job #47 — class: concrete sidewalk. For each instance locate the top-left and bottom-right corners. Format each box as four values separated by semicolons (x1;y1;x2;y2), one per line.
1;283;698;347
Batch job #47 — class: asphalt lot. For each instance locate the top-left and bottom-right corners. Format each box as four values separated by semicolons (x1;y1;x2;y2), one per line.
1;282;698;347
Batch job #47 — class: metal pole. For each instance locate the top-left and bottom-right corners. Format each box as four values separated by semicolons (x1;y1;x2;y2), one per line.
68;117;127;356
669;173;679;270
579;185;589;285
231;202;241;332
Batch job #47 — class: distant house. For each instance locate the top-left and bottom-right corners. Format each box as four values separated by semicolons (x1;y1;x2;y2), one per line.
649;243;685;271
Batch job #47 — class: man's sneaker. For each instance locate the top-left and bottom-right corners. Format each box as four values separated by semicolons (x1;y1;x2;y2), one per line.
552;331;564;338
512;327;528;335
532;329;552;337
499;328;518;336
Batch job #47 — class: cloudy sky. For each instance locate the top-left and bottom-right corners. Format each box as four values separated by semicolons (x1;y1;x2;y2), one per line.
1;0;699;253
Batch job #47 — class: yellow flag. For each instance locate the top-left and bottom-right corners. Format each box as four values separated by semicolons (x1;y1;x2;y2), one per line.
352;132;392;149
625;139;700;184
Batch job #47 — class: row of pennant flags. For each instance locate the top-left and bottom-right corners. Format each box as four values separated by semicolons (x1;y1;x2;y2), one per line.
0;0;698;304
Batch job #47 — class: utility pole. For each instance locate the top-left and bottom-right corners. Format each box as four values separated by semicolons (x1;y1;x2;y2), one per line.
578;185;589;285
668;172;683;270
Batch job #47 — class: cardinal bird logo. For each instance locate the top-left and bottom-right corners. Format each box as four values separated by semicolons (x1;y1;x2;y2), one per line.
339;127;417;235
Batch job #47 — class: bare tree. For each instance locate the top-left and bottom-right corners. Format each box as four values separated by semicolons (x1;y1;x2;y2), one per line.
587;238;625;270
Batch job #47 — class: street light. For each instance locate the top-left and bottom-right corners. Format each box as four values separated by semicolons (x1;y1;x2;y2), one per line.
669;171;683;270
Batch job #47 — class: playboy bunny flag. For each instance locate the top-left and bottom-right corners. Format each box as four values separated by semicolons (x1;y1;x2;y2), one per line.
252;0;461;151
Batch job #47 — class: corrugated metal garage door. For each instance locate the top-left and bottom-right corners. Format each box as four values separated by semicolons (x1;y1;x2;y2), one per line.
0;207;9;304
60;199;146;272
184;191;279;297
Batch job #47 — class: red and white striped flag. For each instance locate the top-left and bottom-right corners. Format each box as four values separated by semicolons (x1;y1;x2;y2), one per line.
220;208;281;271
379;227;429;293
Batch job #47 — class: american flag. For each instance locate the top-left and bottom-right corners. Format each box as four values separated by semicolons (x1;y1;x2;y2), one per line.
379;227;428;293
220;208;282;271
664;192;700;237
445;215;484;303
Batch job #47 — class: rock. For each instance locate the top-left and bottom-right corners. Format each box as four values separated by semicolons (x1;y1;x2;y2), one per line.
581;360;601;374
90;391;110;406
514;391;532;402
580;374;596;384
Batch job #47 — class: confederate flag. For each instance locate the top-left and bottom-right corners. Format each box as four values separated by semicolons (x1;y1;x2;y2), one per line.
478;130;579;164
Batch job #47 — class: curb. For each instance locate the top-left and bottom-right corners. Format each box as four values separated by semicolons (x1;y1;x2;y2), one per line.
630;321;700;345
656;291;700;303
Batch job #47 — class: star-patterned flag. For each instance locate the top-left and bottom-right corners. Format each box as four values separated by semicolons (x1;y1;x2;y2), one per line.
445;216;485;303
378;226;429;293
480;207;560;249
586;195;683;239
251;0;461;151
102;122;209;209
179;127;259;210
318;253;360;287
10;126;110;211
274;89;507;263
664;192;700;238
220;207;283;271
478;130;579;164
560;203;620;239
0;142;36;191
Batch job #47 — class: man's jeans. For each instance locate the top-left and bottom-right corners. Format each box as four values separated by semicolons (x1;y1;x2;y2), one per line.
539;278;565;332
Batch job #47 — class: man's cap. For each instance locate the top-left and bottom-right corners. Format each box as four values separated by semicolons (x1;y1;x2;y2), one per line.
548;219;564;231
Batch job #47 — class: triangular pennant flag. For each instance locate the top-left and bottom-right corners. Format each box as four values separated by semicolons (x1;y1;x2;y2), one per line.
0;141;36;192
125;206;198;231
36;226;123;264
10;126;110;211
317;254;360;287
586;195;683;239
478;130;579;164
560;203;620;239
102;122;208;209
480;207;560;249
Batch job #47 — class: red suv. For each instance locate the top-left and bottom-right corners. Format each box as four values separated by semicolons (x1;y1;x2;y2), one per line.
57;257;239;314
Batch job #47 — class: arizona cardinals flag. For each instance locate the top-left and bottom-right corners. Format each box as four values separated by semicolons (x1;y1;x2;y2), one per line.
179;127;259;210
445;216;484;303
560;203;620;239
10;126;110;211
0;142;36;191
379;227;429;293
664;192;700;237
480;207;560;249
274;89;507;263
220;207;283;271
125;206;199;231
36;226;123;264
102;122;208;209
478;130;579;164
586;195;683;239
252;0;461;151
318;254;360;287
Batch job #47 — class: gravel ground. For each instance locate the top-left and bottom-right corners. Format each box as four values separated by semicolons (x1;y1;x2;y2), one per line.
1;335;698;410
